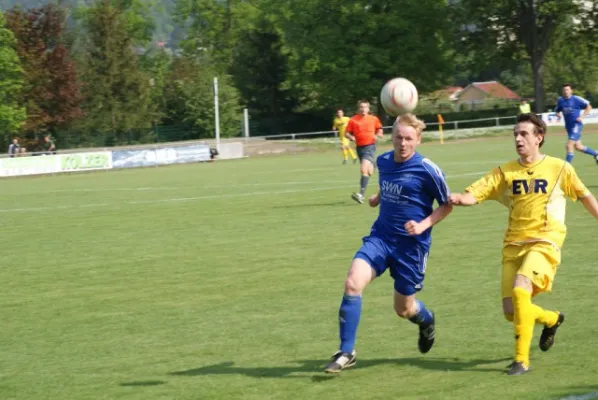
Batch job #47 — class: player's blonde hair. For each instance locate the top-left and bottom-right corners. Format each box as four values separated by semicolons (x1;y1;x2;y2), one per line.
393;114;426;135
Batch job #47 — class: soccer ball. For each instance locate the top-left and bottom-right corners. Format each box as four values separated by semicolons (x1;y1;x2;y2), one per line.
380;77;418;116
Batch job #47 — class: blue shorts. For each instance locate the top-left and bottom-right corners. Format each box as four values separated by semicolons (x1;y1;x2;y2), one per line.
354;235;428;296
567;123;583;141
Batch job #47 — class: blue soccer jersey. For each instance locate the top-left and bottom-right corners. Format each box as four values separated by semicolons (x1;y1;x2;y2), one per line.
370;151;450;249
354;151;450;295
555;95;590;128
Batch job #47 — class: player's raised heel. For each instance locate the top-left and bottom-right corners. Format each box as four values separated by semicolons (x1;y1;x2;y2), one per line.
351;193;364;204
418;312;435;354
594;155;598;165
539;312;565;352
324;350;356;374
506;361;529;376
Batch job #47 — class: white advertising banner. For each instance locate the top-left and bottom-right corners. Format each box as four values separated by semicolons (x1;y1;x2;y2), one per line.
60;152;113;172
541;109;598;127
0;154;60;177
0;151;113;177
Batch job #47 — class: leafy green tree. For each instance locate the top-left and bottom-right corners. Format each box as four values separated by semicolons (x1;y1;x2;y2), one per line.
267;0;454;110
78;0;150;138
140;48;172;125
175;0;238;66
452;0;580;112
544;2;598;103
5;5;83;134
0;11;26;135
230;17;295;126
162;56;242;138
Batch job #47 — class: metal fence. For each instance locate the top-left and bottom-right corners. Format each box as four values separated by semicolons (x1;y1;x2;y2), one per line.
249;115;519;141
0;115;520;159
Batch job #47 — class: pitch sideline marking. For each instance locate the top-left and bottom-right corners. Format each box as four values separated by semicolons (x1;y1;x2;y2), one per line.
0;170;488;213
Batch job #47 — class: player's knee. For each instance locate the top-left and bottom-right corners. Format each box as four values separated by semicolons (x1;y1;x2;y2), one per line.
393;303;412;319
344;276;365;296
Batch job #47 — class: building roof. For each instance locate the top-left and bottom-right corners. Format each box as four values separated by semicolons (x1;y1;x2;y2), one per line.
443;86;464;94
468;81;520;100
428;86;463;101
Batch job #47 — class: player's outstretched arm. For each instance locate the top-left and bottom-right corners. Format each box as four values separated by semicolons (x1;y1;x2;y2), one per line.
404;203;453;236
449;192;478;206
579;194;598;220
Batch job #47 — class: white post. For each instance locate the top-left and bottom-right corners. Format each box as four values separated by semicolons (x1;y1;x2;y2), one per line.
213;77;220;151
243;108;250;138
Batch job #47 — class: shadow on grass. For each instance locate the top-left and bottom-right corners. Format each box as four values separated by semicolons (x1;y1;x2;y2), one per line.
169;356;511;381
555;385;598;400
120;380;166;387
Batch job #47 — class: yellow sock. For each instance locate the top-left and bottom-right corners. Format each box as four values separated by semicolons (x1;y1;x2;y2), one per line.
530;304;559;327
342;148;349;160
512;287;534;367
348;148;357;160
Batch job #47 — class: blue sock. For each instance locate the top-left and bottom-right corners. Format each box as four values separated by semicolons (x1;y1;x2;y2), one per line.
566;152;574;163
583;147;598;157
408;300;434;326
339;294;362;353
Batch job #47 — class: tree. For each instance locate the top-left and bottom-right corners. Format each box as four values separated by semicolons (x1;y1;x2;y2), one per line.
452;0;579;112
499;64;534;101
230;17;296;126
78;0;150;139
544;1;598;103
175;0;238;67
267;0;454;110
5;4;83;134
140;47;172;126
0;11;26;135
162;56;242;138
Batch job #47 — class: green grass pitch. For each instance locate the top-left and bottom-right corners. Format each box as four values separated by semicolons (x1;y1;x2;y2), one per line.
2;133;598;400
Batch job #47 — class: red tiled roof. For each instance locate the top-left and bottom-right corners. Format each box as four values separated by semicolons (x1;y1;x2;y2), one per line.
472;81;519;99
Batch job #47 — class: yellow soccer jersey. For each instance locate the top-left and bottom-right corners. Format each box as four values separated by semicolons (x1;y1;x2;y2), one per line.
333;116;350;140
466;155;590;248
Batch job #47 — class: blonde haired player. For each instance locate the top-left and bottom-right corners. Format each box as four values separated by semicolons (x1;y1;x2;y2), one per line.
332;109;357;164
325;114;452;373
450;113;598;375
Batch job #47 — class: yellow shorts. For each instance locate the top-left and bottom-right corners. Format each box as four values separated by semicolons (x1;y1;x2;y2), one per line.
501;242;561;298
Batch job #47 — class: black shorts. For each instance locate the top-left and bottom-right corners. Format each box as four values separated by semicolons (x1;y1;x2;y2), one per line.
356;144;376;164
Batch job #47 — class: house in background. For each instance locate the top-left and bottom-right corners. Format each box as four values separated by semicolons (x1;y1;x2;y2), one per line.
454;81;520;110
429;86;463;101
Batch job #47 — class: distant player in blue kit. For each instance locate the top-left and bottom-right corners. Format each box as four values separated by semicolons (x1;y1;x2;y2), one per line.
325;114;453;374
554;83;595;164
